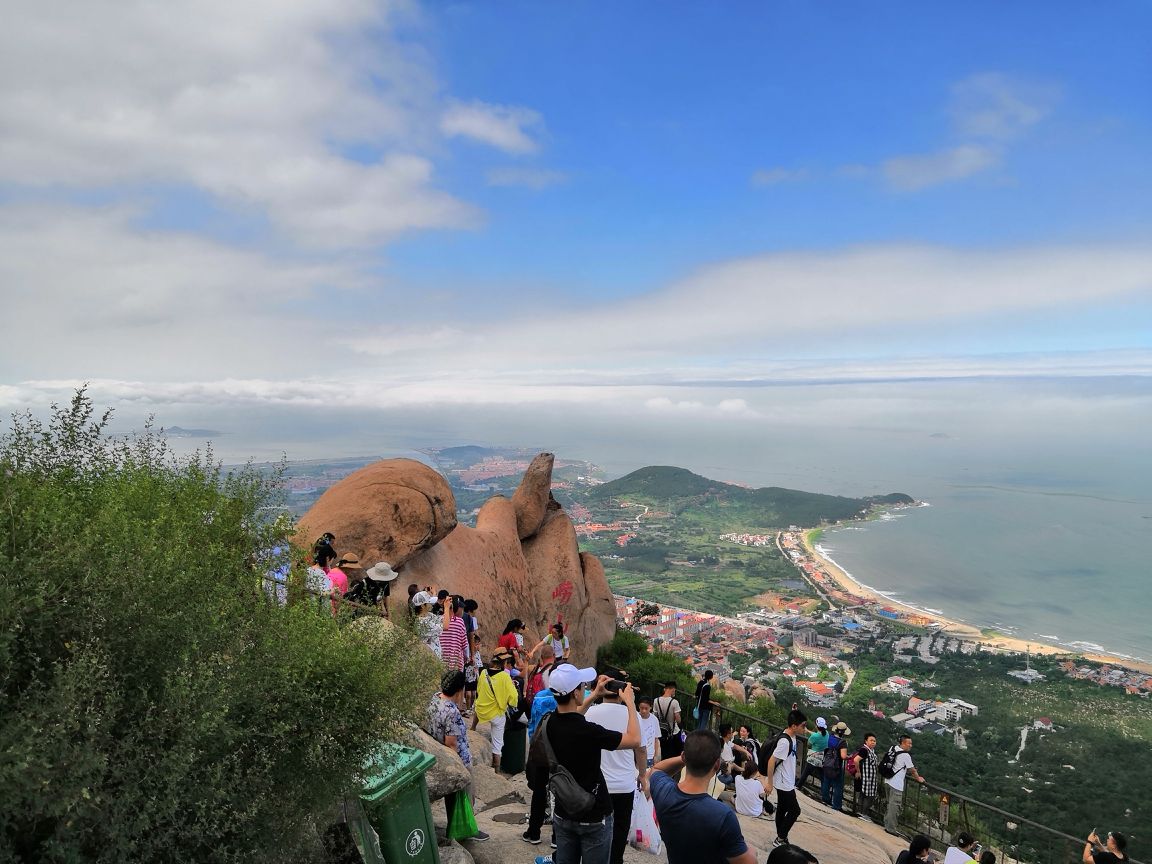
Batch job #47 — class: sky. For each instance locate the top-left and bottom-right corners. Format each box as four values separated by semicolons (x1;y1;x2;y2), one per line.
2;0;1151;474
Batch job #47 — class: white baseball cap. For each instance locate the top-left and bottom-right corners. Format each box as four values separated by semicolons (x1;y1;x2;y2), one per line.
816;717;828;729
548;663;598;696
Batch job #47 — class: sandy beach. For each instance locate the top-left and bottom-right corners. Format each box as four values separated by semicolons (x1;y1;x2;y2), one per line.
798;529;1152;677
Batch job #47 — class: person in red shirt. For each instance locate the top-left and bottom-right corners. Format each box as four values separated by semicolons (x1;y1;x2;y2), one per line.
497;619;527;665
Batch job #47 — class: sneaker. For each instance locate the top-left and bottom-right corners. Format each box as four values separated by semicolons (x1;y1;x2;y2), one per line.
534;857;553;864
551;838;558;849
469;831;490;842
858;813;872;821
773;837;788;847
522;832;542;845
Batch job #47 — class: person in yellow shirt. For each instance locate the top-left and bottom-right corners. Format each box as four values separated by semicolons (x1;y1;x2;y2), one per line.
475;649;520;771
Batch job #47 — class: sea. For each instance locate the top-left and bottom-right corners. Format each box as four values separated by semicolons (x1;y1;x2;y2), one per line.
816;488;1151;663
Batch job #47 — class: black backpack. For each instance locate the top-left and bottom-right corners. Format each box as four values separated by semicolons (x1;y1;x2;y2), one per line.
759;731;796;775
822;741;843;779
878;745;901;779
656;697;675;737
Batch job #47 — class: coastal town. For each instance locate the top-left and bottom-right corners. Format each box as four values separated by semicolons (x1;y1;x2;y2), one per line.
610;520;1151;742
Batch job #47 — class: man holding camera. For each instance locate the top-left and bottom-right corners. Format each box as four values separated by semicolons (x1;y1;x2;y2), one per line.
586;668;648;864
535;664;640;864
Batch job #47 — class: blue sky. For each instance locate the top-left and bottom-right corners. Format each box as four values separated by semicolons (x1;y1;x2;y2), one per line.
403;2;1151;296
1;0;1150;444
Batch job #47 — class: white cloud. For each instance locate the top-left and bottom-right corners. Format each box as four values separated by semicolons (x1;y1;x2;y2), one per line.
5;351;1149;420
486;167;568;189
0;0;478;247
644;397;704;412
950;73;1060;140
440;100;543;154
0;204;365;380
718;399;753;414
882;145;1000;191
853;72;1059;191
6;199;1146;392
751;167;808;187
345;241;1152;373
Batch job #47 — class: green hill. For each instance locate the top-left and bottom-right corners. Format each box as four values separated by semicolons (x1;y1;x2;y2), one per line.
587;465;911;530
589;465;729;498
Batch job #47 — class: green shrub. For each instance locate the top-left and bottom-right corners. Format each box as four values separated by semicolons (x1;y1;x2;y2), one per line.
596;629;694;698
0;392;439;863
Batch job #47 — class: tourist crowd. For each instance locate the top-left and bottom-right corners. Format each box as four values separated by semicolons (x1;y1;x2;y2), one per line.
308;535;1130;864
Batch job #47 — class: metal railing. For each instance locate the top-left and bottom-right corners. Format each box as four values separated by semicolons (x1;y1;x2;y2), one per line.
675;691;1143;864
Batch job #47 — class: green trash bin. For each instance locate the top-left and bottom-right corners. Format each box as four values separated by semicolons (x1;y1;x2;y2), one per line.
500;718;527;775
359;745;440;864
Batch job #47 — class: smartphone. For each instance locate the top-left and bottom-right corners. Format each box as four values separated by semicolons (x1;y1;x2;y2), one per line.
604;679;628;693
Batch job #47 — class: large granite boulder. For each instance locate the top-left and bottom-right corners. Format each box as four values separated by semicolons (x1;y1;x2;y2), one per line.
297;458;457;569
298;453;616;667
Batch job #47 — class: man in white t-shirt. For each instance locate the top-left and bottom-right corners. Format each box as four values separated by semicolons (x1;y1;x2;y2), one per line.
764;709;808;848
884;734;925;833
943;831;978;864
585;670;648;864
636;697;662;768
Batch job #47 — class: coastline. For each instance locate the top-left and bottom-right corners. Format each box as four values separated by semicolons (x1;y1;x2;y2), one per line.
799;527;1152;677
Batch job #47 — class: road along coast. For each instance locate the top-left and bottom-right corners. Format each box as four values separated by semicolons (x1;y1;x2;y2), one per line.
799;529;1152;677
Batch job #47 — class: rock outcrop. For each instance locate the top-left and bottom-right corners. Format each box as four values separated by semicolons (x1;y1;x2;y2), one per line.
298;458;457;567
722;678;747;703
403;727;471;801
297;453;616;667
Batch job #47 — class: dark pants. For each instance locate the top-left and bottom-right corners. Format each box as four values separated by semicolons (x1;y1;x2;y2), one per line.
696;708;712;731
775;788;801;841
525;765;552;842
553;813;612;864
798;759;820;790
659;734;684;780
608;792;634;864
821;772;844;810
443;783;477;839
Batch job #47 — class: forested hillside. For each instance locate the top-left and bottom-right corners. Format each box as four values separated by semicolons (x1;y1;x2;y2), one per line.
585;465;910;529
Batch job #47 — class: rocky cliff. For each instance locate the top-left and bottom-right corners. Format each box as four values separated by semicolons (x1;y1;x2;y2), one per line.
297;453;616;667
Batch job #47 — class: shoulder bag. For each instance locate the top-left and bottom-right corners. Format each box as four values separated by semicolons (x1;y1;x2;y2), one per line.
535;713;597;817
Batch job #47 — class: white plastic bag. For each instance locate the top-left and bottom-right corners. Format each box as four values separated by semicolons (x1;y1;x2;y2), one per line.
628;789;662;855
